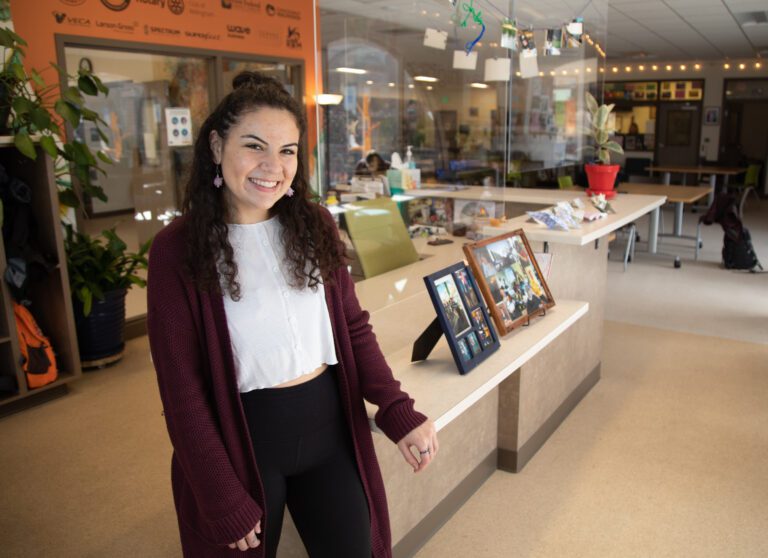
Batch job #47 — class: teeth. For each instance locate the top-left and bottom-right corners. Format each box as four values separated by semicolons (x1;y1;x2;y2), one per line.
249;178;278;188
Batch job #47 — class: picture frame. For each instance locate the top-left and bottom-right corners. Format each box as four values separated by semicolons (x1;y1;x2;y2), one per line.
423;262;500;374
704;106;720;126
463;230;555;335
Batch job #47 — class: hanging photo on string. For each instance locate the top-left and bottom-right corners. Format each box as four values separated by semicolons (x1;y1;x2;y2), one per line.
424;28;448;50
545;28;563;56
565;17;584;47
501;18;518;51
519;49;539;78
520;29;536;52
453;50;478;70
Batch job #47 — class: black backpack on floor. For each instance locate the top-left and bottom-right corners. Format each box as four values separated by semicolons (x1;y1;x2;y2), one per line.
701;193;763;272
723;228;761;270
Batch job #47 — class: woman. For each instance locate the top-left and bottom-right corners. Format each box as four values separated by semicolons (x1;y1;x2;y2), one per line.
147;72;437;557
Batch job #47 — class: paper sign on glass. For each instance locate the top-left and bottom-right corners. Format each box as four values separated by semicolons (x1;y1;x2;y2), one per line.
519;50;538;79
165;108;193;147
453;50;478;70
424;28;448;50
484;58;511;82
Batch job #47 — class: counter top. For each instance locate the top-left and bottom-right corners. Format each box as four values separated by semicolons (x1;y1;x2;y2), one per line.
366;299;589;433
482;193;666;246
405;185;581;206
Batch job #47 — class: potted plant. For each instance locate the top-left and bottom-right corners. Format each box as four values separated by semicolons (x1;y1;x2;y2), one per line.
584;91;624;199
0;26;111;210
64;224;151;367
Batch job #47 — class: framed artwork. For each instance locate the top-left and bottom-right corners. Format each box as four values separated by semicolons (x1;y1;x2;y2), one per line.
463;230;555;335
423;262;500;374
704;106;720;126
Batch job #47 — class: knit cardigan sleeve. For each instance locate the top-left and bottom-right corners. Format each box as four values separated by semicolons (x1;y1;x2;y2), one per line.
147;224;261;545
326;208;428;443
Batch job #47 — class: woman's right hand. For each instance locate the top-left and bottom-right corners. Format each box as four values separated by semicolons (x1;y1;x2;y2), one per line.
228;521;261;551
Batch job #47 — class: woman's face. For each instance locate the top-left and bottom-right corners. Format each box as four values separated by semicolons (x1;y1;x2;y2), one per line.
210;107;300;224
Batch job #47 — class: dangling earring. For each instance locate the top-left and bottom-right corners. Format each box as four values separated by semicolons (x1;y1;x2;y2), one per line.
286;186;295;197
213;165;224;189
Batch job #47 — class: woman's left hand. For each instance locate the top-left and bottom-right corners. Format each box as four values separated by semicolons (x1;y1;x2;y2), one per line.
397;420;438;473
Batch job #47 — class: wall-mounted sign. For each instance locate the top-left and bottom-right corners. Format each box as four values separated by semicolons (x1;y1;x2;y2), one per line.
165;108;193;147
605;81;658;101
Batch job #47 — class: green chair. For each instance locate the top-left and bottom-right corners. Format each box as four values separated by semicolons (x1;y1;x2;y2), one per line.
342;197;420;279
731;164;761;218
557;175;574;189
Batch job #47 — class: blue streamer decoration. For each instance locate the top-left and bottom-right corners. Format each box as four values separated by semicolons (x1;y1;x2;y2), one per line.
460;0;486;54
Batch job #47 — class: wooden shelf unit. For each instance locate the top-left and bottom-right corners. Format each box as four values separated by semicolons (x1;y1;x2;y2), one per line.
0;144;82;416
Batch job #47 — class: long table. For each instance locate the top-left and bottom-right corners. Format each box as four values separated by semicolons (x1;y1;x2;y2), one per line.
617;183;711;261
647;165;745;205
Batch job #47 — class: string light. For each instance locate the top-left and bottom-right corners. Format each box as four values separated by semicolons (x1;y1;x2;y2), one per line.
586;67;592;73
652;65;658;71
724;63;730;69
612;67;618;73
757;62;763;69
625;66;631;72
638;65;645;71
694;63;701;70
562;70;568;75
738;63;746;70
665;64;672;71
680;64;686;70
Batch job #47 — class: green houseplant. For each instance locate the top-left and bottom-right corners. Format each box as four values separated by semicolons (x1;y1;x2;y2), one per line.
65;224;151;365
0;26;111;209
584;91;624;199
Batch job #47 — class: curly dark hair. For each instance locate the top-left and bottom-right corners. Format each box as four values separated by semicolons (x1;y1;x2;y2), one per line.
182;71;345;299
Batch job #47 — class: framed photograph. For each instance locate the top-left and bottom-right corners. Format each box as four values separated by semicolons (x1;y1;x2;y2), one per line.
463;230;555;336
704;106;720;126
424;262;500;374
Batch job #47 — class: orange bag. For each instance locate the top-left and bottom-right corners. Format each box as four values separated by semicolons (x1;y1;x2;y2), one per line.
13;302;58;389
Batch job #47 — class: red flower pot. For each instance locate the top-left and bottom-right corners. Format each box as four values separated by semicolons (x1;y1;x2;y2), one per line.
585;164;620;199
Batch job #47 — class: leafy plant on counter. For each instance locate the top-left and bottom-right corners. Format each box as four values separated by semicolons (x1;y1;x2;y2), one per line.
0;26;112;210
585;91;624;165
64;224;151;317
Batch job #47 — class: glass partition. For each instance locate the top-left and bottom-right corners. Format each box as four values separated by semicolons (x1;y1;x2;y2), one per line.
317;0;608;236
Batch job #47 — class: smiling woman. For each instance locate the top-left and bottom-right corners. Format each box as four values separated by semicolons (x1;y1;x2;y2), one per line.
146;72;437;558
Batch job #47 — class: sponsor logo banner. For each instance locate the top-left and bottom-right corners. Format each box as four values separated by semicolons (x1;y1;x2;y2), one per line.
266;3;300;19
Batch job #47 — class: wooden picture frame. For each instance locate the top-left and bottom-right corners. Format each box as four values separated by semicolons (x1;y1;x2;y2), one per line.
423;262;500;374
463;230;555;335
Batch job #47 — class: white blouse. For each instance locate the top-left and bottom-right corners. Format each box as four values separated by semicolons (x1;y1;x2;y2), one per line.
222;216;338;392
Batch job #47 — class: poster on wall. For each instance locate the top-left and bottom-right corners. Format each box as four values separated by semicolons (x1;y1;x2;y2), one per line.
165;108;193;147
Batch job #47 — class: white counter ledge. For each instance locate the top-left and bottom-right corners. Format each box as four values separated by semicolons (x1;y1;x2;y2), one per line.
482;193;666;246
366;299;589;433
405;185;581;205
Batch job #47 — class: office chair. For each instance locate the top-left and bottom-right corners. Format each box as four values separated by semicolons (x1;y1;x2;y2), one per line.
730;164;761;218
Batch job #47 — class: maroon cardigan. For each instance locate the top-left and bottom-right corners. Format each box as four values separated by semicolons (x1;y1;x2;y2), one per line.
147;211;427;557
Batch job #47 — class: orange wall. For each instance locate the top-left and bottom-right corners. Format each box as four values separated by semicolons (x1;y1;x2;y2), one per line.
10;0;321;153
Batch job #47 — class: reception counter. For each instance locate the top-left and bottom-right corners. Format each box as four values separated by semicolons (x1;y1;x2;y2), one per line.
278;189;664;557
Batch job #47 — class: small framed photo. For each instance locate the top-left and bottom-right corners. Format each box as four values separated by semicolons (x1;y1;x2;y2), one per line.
463;230;555;335
704;106;720;126
423;263;500;374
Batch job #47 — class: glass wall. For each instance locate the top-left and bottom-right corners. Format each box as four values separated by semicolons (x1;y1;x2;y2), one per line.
317;0;609;193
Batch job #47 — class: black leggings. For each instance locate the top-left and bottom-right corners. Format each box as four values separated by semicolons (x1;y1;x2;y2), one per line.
240;368;371;558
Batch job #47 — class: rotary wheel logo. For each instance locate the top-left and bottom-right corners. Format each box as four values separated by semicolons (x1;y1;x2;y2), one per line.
168;0;185;15
100;0;131;10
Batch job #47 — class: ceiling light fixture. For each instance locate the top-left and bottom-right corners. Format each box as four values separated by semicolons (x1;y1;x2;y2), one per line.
470;82;488;88
388;82;395;87
408;84;414;89
336;67;367;75
426;85;433;90
414;75;439;82
365;80;373;85
315;94;343;106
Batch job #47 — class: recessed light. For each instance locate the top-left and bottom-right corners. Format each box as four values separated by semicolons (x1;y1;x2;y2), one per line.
414;75;438;82
336;67;367;75
365;80;373;85
408;84;414;89
388;82;395;87
470;82;488;89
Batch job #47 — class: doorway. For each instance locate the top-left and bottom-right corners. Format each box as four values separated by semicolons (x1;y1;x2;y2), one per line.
655;102;701;167
60;39;305;320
